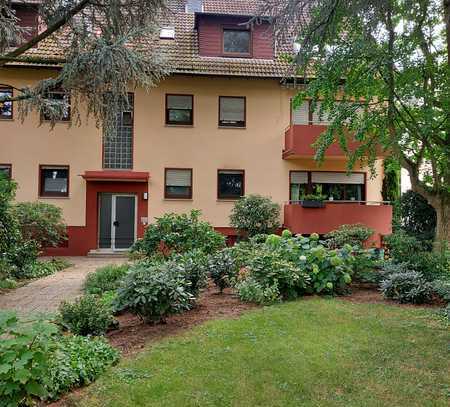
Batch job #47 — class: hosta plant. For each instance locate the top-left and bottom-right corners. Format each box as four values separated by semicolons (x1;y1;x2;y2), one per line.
380;272;434;304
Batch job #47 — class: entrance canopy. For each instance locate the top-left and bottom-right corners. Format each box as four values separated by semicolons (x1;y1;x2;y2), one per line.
81;171;149;183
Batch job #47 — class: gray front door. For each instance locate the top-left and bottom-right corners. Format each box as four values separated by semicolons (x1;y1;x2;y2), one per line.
99;194;136;250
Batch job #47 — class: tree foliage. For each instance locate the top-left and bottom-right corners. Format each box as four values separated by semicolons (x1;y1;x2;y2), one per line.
400;190;437;240
0;0;168;137
261;0;450;245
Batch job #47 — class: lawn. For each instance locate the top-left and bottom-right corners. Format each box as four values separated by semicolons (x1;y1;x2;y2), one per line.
78;298;450;407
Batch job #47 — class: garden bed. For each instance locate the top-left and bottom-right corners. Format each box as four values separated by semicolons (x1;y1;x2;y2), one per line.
107;281;256;355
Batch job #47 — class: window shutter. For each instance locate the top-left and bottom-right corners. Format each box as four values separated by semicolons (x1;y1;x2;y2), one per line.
166;169;191;186
292;101;309;124
219;170;243;175
220;98;245;122
311;101;331;124
290;171;308;184
167;95;192;109
311;172;364;184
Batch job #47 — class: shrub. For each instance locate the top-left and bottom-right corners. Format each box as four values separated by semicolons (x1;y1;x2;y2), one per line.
384;231;429;259
168;250;208;297
399;190;436;241
131;210;225;258
235;278;281;305
45;335;119;400
0;311;58;406
0;278;17;289
352;249;382;283
230;194;280;238
380;272;434;304
58;295;115;336
84;263;130;295
13;258;67;280
432;279;450;303
325;223;374;249
14;202;67;250
207;249;238;293
114;263;193;323
407;250;450;281
245;250;310;301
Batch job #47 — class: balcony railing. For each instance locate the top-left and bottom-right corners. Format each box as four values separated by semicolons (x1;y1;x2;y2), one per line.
283;124;362;159
283;200;393;247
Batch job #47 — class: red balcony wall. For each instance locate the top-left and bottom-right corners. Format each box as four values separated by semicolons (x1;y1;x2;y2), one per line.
284;203;393;247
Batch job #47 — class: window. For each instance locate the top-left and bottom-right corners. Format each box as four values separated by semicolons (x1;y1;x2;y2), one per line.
218;170;244;200
185;0;203;13
39;166;69;197
311;172;365;201
0;87;13;119
0;164;12;179
103;94;134;169
219;96;246;127
165;168;193;199
290;171;308;201
42;89;71;121
223;28;251;55
166;94;193;125
160;27;175;39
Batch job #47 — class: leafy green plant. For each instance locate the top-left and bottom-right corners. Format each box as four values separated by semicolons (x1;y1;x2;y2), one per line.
235;278;281;305
44;335;119;400
432;279;450;303
325;224;374;249
168;250;208;297
207;249;238;293
384;231;429;259
301;185;326;202
14;202;67;250
13;258;69;280
58;295;116;336
114;263;193;323
0;312;59;406
131;210;225;258
229;194;280;238
84;263;130;295
0;277;17;290
380;272;433;304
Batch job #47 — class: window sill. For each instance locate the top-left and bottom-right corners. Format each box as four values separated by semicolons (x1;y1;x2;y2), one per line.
39;196;70;199
164;198;193;202
217;198;240;202
165;124;194;128
42;120;72;124
218;126;246;130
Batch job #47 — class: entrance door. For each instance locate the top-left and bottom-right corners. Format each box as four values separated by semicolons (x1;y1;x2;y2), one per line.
99;194;136;250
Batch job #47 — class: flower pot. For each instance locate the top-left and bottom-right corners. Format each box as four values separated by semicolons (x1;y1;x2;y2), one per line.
301;200;325;208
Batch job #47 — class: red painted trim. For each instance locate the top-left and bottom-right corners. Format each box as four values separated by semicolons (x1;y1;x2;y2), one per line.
82;170;149;182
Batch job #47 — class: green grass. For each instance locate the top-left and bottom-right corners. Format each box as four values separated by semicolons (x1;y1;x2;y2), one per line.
79;298;450;407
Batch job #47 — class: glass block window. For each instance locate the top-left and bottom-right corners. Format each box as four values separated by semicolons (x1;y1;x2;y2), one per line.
0;87;13;119
103;94;134;169
39;166;69;197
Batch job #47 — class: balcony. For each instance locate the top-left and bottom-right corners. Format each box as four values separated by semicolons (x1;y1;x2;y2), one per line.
284;201;393;247
283;124;363;159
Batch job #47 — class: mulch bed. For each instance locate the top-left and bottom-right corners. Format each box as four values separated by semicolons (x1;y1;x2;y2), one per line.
107;282;257;356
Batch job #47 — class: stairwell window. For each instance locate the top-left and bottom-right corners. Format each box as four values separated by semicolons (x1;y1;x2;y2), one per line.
39;165;69;197
165;168;193;199
166;94;193;125
218;170;244;200
219;96;246;127
223;28;251;56
0;87;13;120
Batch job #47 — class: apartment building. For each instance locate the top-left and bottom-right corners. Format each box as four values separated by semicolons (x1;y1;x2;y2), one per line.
0;0;392;255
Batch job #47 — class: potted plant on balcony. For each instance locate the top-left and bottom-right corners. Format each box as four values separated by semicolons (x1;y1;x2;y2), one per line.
300;185;326;208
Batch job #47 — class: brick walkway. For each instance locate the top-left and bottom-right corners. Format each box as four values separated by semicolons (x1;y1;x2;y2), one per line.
0;257;126;315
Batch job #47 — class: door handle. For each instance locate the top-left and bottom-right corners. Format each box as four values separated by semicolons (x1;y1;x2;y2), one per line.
113;221;119;227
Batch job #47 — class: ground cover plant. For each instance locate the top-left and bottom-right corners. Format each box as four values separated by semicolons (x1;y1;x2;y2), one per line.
77;299;450;407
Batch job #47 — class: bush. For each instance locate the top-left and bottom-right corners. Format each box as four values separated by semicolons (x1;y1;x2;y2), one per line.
58;295;116;336
45;335;119;400
384;231;429;259
114;263;193;323
230;194;280;238
325;224;374;249
14;202;67;250
380;272;434;304
432;279;450;303
0;311;58;406
168;250;208;297
13;258;68;280
131;210;225;258
84;263;130;295
352;249;382;283
407;250;450;281
399;190;436;241
235;278;281;305
207;249;238;293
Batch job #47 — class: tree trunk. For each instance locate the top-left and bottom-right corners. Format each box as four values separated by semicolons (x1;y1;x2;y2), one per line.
434;198;450;248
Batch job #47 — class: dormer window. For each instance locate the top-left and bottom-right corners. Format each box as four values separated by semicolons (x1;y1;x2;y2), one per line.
160;27;175;40
223;28;251;56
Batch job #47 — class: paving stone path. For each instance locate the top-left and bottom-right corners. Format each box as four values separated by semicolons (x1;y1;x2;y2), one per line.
0;257;126;315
